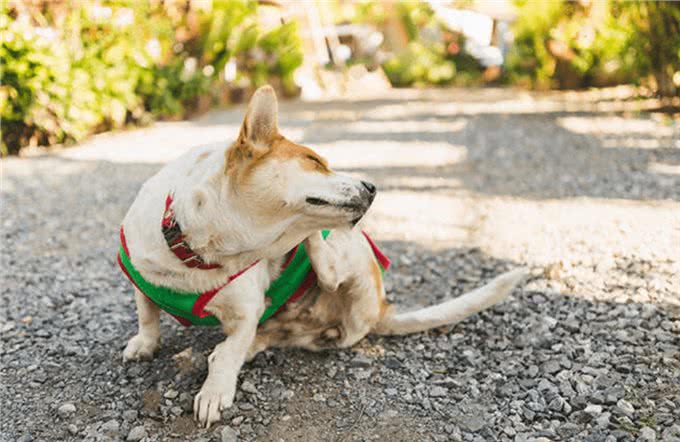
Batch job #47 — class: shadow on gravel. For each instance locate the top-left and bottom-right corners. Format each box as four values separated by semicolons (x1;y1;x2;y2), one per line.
321;111;679;202
2;93;679;441
2;169;679;442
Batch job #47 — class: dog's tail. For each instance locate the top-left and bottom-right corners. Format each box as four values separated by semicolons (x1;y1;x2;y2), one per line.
373;268;528;336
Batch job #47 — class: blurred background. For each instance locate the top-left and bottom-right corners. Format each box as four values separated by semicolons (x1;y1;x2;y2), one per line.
2;0;679;155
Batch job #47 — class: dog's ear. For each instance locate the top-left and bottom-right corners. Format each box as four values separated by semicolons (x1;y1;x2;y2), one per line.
239;85;279;147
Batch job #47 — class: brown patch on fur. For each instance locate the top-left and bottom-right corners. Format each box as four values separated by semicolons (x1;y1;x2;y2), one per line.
225;136;331;187
371;259;390;319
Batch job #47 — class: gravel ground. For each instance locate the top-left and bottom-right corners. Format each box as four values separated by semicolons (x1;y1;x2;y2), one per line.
1;88;679;442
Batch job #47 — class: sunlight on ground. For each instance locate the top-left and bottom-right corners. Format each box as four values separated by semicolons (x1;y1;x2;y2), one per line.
649;161;680;176
557;116;675;136
316;142;467;168
367;192;680;263
363;191;480;247
342;119;468;134
381;176;463;190
57;122;239;164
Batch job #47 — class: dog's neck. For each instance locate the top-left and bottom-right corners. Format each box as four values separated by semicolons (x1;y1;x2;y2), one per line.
168;156;310;274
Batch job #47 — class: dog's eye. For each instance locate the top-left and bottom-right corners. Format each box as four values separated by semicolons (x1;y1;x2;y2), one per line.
306;155;323;166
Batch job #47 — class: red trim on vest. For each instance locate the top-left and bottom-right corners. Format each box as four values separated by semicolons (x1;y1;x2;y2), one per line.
171;315;193;327
287;270;318;305
190;244;300;318
162;194;222;270
362;231;391;270
117;252;136;291
281;244;299;269
120;226;130;256
191;260;260;318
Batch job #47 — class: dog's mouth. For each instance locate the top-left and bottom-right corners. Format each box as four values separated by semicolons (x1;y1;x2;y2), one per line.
305;196;366;212
305;197;329;206
305;191;374;226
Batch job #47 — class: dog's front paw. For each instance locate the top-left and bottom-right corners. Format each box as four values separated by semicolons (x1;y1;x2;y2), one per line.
194;379;234;428
123;334;159;362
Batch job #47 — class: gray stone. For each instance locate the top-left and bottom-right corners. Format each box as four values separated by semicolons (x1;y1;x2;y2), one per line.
615;399;635;417
100;419;120;433
352;369;372;380
430;386;447;397
638;426;656;442
661;424;680;442
127;425;147;441
458;415;485;432
351;355;372;367
122;410;138;421
221;426;238;442
241;381;258;394
595;412;611;428
584;404;603;416
57;403;76;418
548;396;566;412
541;360;561;375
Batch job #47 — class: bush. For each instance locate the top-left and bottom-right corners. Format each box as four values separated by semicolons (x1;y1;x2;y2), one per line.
505;0;680;94
380;2;483;88
384;41;456;86
0;1;303;155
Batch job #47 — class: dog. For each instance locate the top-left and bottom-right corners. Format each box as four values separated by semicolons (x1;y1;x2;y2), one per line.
119;85;528;428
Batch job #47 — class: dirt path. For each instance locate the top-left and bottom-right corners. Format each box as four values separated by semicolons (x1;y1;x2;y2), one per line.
2;88;679;442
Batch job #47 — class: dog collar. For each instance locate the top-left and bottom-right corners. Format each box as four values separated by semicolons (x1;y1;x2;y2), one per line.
162;194;223;270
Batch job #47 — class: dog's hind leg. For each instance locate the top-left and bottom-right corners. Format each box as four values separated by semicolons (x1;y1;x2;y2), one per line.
304;230;348;293
123;288;161;361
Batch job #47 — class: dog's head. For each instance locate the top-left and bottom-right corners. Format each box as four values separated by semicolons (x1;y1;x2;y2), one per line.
224;85;376;236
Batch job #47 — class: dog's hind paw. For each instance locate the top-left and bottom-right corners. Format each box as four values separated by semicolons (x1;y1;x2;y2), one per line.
123;334;159;362
194;380;234;428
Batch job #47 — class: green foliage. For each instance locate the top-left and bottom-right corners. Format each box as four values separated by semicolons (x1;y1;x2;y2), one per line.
384;42;456;86
0;1;303;155
505;0;680;94
381;2;482;87
504;0;564;89
616;1;680;96
258;22;304;94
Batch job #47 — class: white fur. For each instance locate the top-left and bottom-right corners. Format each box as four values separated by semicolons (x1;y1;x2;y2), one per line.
373;268;528;335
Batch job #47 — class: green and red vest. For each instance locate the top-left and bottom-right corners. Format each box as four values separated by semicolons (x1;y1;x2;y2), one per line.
117;195;390;326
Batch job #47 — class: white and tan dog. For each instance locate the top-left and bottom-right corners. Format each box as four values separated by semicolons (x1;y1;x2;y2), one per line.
120;85;527;427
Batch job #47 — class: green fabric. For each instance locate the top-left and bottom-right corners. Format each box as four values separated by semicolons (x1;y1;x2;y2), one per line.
119;230;330;326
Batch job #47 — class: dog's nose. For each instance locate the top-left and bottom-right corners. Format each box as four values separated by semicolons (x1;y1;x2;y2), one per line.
361;181;376;195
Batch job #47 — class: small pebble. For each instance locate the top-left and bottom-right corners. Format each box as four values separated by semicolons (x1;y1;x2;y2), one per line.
58;403;76;418
100;419;120;433
221;426;238;442
241;381;258;394
127;426;147;442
